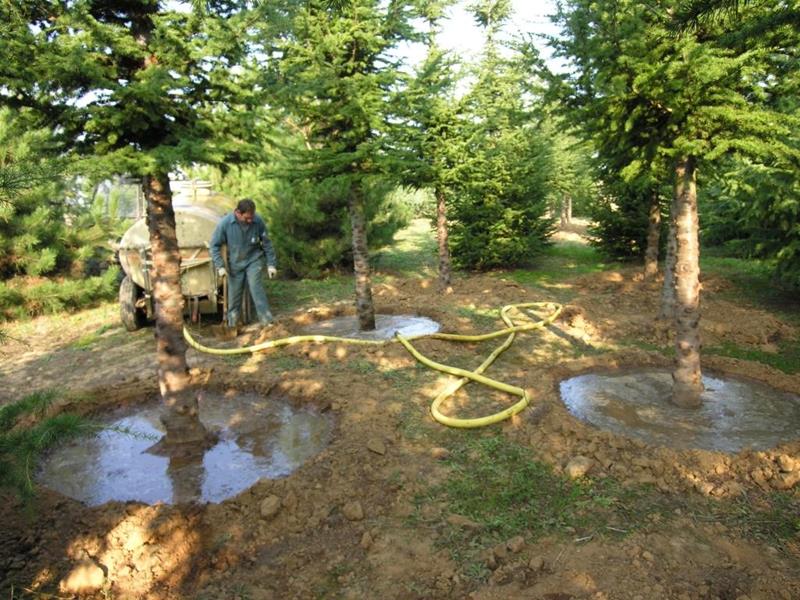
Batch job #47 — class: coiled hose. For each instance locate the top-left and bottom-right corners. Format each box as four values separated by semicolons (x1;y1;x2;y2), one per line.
184;302;562;428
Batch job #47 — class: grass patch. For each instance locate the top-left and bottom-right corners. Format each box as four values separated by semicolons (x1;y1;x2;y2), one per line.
0;390;97;501
453;306;502;329
506;243;623;301
701;254;800;318
269;275;353;314
705;490;800;548
372;218;438;277
267;354;308;371
704;340;800;374
421;435;673;579
431;436;661;540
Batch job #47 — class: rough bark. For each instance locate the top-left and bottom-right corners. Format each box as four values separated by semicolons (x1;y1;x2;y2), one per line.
644;190;662;280
658;193;677;320
436;187;452;289
348;186;376;331
671;156;704;408
144;174;209;446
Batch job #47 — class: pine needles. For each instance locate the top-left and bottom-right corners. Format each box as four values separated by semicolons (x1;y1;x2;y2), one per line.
0;390;96;501
0;268;119;321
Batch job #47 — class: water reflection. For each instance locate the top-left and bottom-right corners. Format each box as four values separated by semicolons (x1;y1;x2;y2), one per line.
561;369;800;452
37;392;333;505
301;314;440;340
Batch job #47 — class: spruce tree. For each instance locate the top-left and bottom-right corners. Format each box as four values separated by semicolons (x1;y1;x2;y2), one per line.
449;3;554;270
399;0;460;289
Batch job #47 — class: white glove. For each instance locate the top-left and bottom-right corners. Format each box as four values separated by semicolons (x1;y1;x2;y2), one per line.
267;266;277;279
217;267;227;278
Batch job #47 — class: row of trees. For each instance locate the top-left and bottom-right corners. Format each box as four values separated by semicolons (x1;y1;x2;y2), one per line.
552;0;799;406
0;0;567;448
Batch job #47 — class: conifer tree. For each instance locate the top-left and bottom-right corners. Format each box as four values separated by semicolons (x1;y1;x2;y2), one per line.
449;2;554;270
0;109;69;278
0;1;261;446
554;0;799;407
399;0;460;288
266;0;419;329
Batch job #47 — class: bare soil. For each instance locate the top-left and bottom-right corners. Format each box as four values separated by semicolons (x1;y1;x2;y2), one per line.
2;225;800;600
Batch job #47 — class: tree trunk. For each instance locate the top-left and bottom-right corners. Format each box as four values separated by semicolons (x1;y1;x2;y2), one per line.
644;190;661;281
436;187;452;289
560;194;572;227
348;185;376;331
144;174;210;446
671;156;704;408
658;193;677;320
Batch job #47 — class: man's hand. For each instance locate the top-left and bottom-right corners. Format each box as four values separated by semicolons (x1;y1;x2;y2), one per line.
217;267;227;278
267;266;277;279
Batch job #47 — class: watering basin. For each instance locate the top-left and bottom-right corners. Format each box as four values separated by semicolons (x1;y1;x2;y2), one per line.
302;314;440;341
37;391;332;505
560;369;800;453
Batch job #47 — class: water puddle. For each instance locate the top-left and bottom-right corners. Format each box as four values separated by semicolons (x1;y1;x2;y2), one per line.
302;314;440;341
37;391;333;505
560;369;800;452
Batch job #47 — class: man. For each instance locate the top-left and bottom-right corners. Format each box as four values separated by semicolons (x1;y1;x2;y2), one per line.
210;198;277;328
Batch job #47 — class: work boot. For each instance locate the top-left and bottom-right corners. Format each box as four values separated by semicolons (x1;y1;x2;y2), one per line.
258;311;274;326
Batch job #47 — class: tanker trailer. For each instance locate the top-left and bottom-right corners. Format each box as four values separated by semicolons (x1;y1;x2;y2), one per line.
116;180;251;331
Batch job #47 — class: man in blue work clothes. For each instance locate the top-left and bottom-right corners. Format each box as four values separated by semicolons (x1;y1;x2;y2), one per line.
210;198;277;328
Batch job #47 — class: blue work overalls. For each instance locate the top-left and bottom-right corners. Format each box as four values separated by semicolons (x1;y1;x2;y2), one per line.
210;212;277;326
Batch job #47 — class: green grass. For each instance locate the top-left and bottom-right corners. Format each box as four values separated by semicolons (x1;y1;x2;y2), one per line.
506;242;622;295
420;435;669;579
703;490;800;547
701;254;800;319
420;434;800;581
269;274;354;314
705;340;800;374
622;337;800;374
372;218;438;277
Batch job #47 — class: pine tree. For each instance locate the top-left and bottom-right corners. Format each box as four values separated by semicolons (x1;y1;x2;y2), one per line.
0;108;70;278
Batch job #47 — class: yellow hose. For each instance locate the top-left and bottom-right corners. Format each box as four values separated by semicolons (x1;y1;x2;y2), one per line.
183;302;561;428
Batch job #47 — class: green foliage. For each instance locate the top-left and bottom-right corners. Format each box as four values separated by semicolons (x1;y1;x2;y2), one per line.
588;183;665;260
449;30;555;270
554;0;800;279
268;176;410;278
0;390;94;501
0;267;120;321
701;158;800;290
0;108;71;279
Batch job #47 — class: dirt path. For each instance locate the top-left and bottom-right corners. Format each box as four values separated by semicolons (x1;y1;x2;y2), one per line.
2;222;800;599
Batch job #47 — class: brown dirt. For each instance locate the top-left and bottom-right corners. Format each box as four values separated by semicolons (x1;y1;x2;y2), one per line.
2;234;800;600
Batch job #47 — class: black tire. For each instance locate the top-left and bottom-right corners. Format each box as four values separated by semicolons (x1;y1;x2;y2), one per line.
120;275;146;331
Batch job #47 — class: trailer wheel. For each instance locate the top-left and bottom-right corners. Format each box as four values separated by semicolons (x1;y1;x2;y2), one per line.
120;275;146;331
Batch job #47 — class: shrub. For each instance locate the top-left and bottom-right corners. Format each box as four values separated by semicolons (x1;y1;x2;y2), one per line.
0;267;119;321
